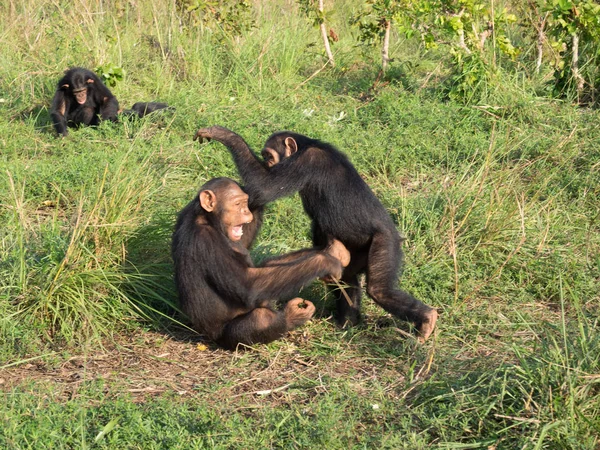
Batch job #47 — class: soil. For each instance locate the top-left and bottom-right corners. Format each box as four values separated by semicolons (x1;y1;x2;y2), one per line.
0;327;411;404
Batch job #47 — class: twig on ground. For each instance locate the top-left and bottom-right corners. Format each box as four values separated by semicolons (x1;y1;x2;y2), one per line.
494;414;541;424
233;383;292;397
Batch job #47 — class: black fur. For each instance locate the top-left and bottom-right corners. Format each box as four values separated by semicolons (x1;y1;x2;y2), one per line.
172;177;341;350
50;68;119;136
122;102;174;118
198;126;435;329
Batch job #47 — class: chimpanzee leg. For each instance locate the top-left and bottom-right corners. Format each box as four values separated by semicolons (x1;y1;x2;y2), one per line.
335;272;362;326
70;106;97;126
334;250;368;326
216;307;287;350
312;222;367;326
365;230;436;335
100;96;119;122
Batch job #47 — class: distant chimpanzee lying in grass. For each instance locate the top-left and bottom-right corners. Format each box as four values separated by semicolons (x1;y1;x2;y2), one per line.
194;126;438;342
121;102;174;119
50;67;172;136
171;177;350;350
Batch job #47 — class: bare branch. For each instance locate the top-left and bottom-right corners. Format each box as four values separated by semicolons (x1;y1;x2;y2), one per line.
318;0;335;67
382;19;391;71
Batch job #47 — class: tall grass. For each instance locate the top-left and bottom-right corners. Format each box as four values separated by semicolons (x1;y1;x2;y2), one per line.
1;149;166;346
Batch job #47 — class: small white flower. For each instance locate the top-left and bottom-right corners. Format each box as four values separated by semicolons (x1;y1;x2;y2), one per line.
372;404;380;410
229;97;236;102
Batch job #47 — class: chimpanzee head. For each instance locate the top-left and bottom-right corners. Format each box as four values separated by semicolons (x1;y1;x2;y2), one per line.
261;132;301;168
60;69;95;105
198;178;253;242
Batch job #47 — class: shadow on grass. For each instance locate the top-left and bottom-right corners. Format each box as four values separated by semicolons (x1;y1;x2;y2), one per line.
307;63;414;101
18;103;55;134
121;215;194;333
17;102;176;138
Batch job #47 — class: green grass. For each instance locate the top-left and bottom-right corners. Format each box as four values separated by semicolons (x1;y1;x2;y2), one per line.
1;0;599;448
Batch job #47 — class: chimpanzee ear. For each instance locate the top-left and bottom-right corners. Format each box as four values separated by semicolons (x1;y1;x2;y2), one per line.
61;84;70;89
199;190;217;212
86;78;94;84
284;137;298;157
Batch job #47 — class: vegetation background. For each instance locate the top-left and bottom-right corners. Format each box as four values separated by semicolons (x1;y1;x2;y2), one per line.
0;0;599;448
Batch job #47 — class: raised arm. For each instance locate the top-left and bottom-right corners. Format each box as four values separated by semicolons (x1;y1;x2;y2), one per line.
194;126;317;208
194;126;267;185
241;155;317;207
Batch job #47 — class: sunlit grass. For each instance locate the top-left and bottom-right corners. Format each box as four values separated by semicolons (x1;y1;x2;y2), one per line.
0;0;599;448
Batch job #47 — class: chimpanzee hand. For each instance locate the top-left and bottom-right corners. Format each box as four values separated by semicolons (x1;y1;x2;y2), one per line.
285;298;316;329
193;127;214;143
194;126;232;143
326;239;351;267
417;309;439;343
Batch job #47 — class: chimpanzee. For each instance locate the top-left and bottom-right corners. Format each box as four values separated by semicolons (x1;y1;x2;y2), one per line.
121;102;174;118
194;127;438;342
172;177;350;350
50;68;119;136
50;68;173;136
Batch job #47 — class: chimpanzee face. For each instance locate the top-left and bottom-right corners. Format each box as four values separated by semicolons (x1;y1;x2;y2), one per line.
261;147;280;168
62;77;94;105
72;86;88;104
200;184;253;242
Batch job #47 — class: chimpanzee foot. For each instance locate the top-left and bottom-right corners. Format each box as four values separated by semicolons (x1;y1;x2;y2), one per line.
417;309;438;343
335;308;361;328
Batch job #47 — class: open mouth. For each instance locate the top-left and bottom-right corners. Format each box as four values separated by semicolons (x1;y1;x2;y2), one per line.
231;225;244;239
230;219;252;240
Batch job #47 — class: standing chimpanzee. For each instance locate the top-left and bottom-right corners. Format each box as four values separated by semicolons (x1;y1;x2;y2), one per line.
194;127;438;342
50;68;119;136
172;177;350;350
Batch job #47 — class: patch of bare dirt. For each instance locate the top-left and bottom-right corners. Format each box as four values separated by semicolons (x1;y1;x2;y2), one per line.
0;327;414;405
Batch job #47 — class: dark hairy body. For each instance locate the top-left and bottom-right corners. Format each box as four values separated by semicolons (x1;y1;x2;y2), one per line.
121;102;174;118
194;127;438;341
172;177;349;350
50;68;119;136
50;68;173;136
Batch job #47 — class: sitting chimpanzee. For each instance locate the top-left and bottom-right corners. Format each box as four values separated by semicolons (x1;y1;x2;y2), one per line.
194;127;438;342
51;68;119;136
172;177;350;350
50;67;172;136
